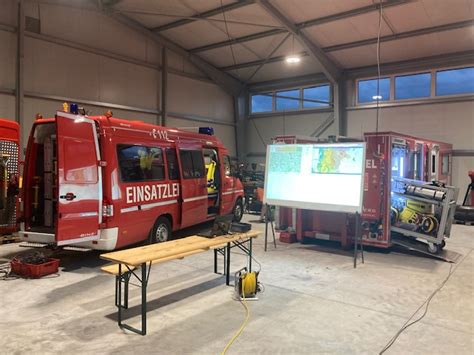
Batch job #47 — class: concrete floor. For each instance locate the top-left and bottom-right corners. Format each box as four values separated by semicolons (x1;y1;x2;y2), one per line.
0;216;473;354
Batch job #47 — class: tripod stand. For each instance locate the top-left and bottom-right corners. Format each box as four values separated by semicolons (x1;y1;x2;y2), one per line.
264;204;276;252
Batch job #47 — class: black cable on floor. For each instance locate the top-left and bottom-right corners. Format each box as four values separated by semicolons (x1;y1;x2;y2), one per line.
379;261;458;354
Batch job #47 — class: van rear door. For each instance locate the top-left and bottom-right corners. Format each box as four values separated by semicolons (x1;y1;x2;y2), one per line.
56;112;102;245
177;146;208;228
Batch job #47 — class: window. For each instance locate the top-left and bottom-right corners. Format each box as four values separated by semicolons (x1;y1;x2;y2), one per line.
303;85;330;108
117;145;165;182
441;154;450;175
358;78;390;103
223;156;231;176
395;73;431;100
166;148;179;180
179;150;205;179
251;94;272;113
436;67;474;96
276;89;300;110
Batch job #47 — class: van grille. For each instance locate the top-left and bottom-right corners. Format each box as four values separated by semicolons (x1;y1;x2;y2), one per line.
0;140;19;229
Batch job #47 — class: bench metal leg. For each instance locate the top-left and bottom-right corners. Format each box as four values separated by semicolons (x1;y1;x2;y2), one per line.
115;272;131;309
117;262;150;336
214;249;217;274
226;242;231;286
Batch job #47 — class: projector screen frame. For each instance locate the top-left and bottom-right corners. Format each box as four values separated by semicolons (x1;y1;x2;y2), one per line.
263;142;367;214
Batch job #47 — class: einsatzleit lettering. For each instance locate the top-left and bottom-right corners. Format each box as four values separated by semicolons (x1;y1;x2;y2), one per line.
126;183;179;204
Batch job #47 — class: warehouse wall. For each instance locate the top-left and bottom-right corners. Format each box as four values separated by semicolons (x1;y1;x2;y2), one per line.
346;97;474;203
0;0;236;155
245;111;336;165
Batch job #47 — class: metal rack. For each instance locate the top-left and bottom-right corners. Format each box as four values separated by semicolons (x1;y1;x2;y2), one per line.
390;177;458;253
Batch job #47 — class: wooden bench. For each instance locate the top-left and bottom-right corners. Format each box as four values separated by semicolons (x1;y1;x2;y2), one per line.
100;231;259;335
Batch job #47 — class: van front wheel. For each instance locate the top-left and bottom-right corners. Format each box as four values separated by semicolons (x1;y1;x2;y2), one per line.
232;199;244;222
150;216;171;244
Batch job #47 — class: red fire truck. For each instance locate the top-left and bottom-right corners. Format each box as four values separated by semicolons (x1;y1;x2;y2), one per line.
19;110;244;250
0;119;20;235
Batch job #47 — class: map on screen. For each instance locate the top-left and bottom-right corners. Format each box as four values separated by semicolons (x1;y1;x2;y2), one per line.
264;143;366;213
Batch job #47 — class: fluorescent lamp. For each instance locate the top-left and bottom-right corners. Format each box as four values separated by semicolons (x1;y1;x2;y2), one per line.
285;55;301;64
372;95;382;100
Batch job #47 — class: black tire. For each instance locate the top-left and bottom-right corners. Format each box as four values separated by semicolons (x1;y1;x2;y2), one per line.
439;240;446;249
150;216;171;244
232;199;244;222
427;243;439;254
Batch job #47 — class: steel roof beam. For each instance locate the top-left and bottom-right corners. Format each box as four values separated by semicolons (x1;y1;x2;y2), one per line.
324;19;474;52
190;0;412;53
152;0;255;32
255;0;341;83
96;5;243;96
220;20;474;72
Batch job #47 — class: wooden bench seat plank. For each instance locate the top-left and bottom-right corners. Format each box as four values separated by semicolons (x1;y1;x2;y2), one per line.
100;232;259;267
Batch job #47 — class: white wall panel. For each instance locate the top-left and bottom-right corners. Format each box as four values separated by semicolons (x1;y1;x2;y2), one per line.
346;102;474;149
0;31;16;89
0;94;15;120
24;37;159;110
168;74;234;122
0;0;17;26
37;2;160;65
245;112;336;163
24;37;100;99
167;116;236;156
346;101;474;201
98;56;159;110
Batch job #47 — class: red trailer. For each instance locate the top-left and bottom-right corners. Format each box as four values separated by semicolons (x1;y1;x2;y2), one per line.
276;132;453;250
0;119;20;235
19;110;244;250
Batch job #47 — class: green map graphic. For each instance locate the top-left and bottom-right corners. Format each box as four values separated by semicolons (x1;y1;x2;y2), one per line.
312;147;363;174
268;146;302;173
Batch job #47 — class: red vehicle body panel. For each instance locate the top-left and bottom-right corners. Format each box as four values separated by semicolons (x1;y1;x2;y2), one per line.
20;112;243;250
275;132;453;249
0;118;20;235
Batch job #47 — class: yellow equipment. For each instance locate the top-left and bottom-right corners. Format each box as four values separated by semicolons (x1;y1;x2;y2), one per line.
206;160;217;193
398;199;439;234
234;267;259;300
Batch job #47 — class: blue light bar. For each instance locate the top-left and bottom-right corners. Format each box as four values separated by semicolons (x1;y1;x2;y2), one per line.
70;103;79;114
199;127;214;135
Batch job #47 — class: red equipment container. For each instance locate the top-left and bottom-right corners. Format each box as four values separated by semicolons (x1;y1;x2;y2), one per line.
279;231;297;243
10;257;60;278
274;132;453;249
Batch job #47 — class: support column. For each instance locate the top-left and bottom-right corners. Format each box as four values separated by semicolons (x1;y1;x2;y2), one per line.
160;46;168;126
16;0;25;152
333;78;347;136
233;91;247;160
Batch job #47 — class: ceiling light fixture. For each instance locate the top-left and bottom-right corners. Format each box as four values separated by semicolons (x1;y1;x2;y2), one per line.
285;55;301;64
286;34;301;65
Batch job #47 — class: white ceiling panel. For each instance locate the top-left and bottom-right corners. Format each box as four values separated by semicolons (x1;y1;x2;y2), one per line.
208;3;280;27
383;1;432;32
434;27;474;53
115;0;235;28
304;12;392;48
234;57;325;83
161;21;230;48
270;0;373;24
199;44;261;68
328;44;378;68
231;33;289;58
420;0;474;26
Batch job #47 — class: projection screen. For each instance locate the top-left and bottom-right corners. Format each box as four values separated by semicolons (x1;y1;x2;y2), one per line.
263;142;366;213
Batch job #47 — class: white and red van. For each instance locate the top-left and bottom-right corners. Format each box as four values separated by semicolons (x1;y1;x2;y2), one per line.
19;110;244;250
